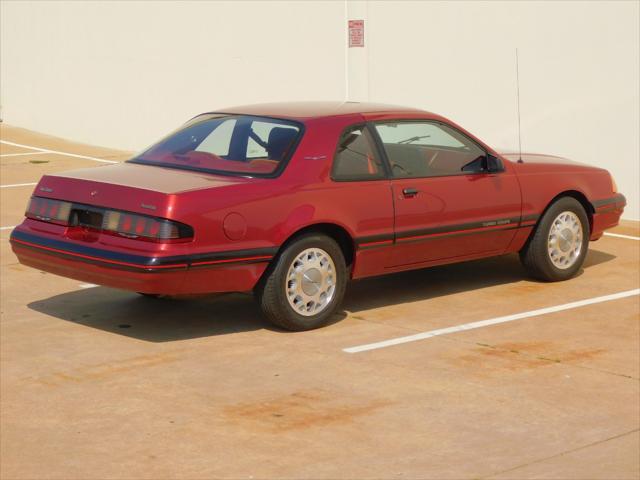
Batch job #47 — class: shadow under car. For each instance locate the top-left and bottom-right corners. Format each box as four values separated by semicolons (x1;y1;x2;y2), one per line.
27;250;616;342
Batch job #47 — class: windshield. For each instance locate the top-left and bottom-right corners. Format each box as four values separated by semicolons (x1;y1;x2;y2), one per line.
129;114;302;176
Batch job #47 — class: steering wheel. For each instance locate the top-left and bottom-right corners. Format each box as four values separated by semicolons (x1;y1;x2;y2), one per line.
392;162;412;176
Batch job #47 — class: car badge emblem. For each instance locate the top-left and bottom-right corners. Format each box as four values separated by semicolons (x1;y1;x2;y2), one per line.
90;190;98;196
140;203;157;210
39;187;53;193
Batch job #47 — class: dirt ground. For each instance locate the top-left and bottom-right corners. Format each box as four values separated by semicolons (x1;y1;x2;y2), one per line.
1;123;638;480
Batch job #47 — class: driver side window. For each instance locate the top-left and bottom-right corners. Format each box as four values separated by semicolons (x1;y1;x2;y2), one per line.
374;122;486;178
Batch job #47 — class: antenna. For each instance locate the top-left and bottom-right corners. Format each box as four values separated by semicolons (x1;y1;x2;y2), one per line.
515;48;523;163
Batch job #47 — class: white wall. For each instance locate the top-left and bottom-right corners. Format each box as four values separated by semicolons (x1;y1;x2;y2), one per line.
0;1;346;148
1;0;638;218
366;1;639;219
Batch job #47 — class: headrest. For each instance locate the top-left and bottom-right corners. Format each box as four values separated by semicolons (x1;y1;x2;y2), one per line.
267;127;297;160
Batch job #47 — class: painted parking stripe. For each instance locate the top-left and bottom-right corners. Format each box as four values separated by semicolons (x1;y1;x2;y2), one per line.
0;140;118;164
343;289;640;353
0;226;16;231
604;232;640;241
0;151;49;158
79;283;98;289
0;182;37;188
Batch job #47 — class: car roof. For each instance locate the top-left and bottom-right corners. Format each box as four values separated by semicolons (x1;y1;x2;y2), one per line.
211;101;432;120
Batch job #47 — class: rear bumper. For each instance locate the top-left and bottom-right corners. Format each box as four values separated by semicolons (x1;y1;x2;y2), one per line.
590;193;626;240
10;227;274;295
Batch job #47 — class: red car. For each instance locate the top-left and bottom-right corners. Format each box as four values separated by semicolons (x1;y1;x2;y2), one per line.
10;102;626;330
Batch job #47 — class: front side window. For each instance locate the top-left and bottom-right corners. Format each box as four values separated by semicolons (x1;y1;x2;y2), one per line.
374;122;486;178
332;126;386;181
130;115;302;176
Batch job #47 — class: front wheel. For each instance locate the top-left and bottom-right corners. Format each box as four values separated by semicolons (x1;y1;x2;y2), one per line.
520;197;589;281
256;233;348;331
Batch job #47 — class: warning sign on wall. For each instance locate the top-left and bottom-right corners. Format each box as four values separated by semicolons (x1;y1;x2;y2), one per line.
348;20;364;48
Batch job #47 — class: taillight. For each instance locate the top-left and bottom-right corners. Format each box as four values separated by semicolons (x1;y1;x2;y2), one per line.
101;210;192;242
25;196;193;243
611;175;618;193
26;197;72;225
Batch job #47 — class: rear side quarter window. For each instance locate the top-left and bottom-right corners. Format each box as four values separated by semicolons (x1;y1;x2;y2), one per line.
331;126;386;181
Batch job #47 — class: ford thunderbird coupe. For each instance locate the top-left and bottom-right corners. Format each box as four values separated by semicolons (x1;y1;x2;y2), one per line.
10;102;626;330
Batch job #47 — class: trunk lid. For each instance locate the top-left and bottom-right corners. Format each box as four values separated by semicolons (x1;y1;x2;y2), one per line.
34;162;251;218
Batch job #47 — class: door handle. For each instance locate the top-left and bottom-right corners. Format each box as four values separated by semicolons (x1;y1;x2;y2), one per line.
402;188;419;197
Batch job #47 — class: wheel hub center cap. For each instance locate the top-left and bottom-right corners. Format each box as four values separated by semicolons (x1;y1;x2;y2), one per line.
301;268;322;296
559;228;574;252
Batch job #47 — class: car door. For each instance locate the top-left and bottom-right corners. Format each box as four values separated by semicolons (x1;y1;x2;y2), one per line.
371;120;522;267
329;124;395;277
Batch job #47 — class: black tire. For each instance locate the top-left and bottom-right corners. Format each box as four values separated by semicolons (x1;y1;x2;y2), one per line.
256;233;348;331
137;293;167;299
519;197;589;281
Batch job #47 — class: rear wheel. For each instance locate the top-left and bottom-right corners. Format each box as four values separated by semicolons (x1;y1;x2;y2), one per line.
256;233;347;331
520;197;589;281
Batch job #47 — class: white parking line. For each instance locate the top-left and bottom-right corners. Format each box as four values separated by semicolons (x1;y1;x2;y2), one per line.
0;151;49;158
343;289;640;353
0;226;16;231
604;232;640;241
0;182;37;189
0;140;118;164
78;283;98;289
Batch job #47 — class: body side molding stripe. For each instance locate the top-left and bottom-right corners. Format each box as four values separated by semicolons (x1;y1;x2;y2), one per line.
396;224;520;244
356;233;395;249
520;213;540;222
592;194;626;209
355;214;541;250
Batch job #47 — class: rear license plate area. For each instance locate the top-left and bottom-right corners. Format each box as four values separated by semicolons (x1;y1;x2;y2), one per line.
65;207;105;242
72;208;104;229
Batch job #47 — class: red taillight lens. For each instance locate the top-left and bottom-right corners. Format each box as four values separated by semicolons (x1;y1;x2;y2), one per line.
25;197;193;243
26;197;72;225
101;210;192;242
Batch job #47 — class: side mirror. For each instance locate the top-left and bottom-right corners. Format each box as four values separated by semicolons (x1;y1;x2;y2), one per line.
484;153;503;173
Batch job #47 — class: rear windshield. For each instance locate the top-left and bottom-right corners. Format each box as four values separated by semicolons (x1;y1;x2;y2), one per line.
129;114;302;177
